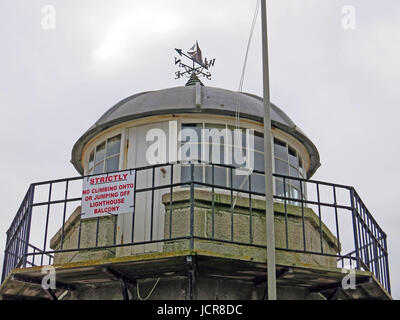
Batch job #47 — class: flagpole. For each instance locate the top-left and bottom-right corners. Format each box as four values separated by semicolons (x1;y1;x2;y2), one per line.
261;0;277;300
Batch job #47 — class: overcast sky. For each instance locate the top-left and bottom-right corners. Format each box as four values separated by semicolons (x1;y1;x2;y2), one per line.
0;0;399;299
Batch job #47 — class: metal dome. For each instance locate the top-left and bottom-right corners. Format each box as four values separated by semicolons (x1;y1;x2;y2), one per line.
71;86;320;177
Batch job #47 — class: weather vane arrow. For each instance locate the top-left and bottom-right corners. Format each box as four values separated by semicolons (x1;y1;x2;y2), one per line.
174;41;216;82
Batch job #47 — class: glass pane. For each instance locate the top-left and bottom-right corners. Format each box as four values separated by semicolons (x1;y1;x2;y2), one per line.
180;124;201;162
254;152;264;172
254;134;264;152
298;156;304;177
299;166;304;177
288;146;298;167
181;165;190;183
181;164;203;184
204;124;227;149
88;151;94;170
275;179;284;197
291;187;300;200
181;143;201;162
106;156;119;172
207;143;225;164
95;142;106;162
297;181;305;198
228;126;246;149
232;146;246;167
106;135;121;157
181;124;201;143
289;166;299;177
93;161;104;175
274;139;287;160
289;166;300;190
193;164;203;183
232;172;249;191
290;180;301;192
250;173;265;194
205;165;227;187
274;159;289;175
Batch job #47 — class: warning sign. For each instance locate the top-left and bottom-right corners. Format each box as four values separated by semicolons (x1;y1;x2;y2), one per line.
81;171;135;219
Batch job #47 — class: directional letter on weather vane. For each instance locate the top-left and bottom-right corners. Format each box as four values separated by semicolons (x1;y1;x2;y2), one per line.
174;41;216;81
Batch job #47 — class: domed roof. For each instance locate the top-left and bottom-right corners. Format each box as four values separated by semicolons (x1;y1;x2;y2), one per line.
71;86;320;177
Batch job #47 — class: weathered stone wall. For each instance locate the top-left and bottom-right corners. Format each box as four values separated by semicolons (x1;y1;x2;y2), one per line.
50;189;339;269
50;207;116;264
163;190;339;267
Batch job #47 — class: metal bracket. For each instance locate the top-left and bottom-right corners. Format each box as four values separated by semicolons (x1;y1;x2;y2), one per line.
186;256;197;300
103;266;137;300
46;288;58;300
262;267;293;300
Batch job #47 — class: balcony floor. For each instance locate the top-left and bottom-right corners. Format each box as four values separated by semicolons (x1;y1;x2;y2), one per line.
0;249;391;300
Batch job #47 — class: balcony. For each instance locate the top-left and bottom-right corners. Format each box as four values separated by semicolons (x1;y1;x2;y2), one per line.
0;162;391;300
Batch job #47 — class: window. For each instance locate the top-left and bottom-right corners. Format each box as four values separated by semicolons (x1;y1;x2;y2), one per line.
273;138;305;202
88;134;121;175
180;123;254;188
178;122;306;201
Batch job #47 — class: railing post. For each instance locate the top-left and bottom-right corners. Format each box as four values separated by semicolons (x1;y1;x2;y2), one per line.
350;187;360;269
22;185;35;268
1;232;10;283
384;236;391;294
190;163;195;250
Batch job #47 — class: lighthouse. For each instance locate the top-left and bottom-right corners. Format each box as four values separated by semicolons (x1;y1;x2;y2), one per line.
0;67;391;299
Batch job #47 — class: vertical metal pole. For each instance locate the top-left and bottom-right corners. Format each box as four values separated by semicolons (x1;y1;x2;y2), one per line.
249;174;253;244
211;164;215;239
190;163;195;250
1;232;10;282
169;164;173;239
131;170;137;243
23;185;34;268
350;188;360;269
60;181;69;250
261;0;277;300
230;167;234;242
150;166;155;241
42;183;52;266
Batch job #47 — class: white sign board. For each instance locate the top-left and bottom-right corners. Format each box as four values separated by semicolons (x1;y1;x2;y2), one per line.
81;171;135;219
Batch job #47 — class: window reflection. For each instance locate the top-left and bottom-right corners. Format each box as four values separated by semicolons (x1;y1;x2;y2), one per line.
178;122;306;202
273;139;306;202
87;134;121;175
95;142;106;163
106;136;121;157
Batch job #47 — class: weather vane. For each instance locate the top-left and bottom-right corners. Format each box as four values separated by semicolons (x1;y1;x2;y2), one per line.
174;41;216;82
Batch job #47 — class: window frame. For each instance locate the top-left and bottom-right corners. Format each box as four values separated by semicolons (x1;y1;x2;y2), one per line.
86;133;124;176
272;137;306;202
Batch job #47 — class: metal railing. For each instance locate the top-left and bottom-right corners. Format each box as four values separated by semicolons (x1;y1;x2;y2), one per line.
1;162;391;294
